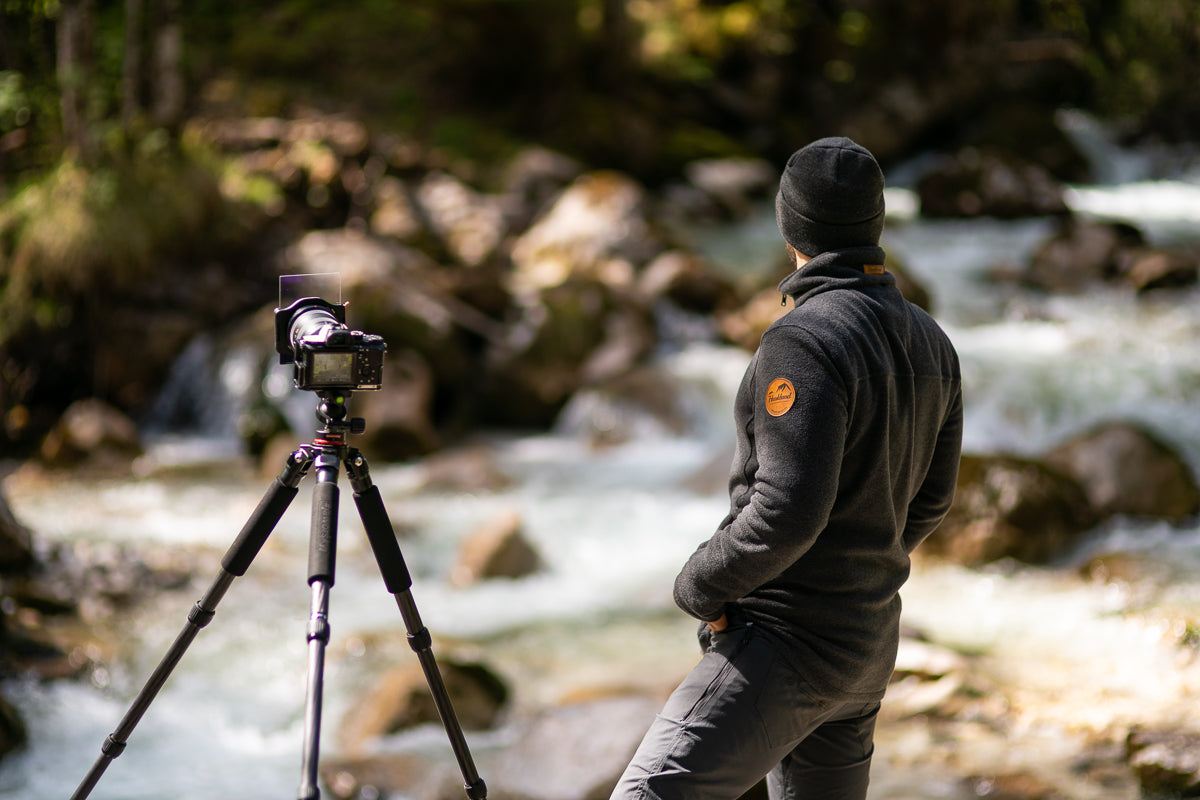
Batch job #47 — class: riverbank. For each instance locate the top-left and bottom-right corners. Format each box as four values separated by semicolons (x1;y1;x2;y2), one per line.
4;438;1200;799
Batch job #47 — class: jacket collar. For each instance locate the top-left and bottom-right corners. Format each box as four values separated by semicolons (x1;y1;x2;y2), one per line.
777;245;892;306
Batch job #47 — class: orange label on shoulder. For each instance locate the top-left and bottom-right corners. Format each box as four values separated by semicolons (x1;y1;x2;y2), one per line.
765;378;795;417
865;264;885;275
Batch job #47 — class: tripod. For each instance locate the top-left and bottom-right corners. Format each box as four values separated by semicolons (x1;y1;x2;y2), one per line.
70;391;487;800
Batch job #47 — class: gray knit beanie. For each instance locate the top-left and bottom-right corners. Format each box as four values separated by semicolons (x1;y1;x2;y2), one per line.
775;136;885;257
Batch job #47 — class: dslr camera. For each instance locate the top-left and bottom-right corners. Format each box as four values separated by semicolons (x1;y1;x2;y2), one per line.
274;296;386;392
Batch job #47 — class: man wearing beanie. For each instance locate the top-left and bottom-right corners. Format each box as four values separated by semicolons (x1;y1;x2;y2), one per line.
612;137;963;800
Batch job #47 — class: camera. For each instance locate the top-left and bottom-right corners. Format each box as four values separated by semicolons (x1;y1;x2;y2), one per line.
274;297;387;392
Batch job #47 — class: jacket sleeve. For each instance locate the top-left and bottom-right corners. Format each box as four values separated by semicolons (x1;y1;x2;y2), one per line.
674;325;847;621
902;383;963;552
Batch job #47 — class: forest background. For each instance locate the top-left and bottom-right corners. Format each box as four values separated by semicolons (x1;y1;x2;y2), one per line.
1;0;1199;457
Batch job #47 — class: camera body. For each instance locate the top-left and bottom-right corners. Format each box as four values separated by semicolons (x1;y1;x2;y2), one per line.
274;298;386;391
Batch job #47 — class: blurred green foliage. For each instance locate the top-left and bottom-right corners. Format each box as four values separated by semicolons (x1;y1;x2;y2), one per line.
3;0;1199;180
0;0;1198;341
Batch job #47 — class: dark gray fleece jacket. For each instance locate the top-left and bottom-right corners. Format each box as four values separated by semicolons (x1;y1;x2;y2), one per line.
674;245;963;700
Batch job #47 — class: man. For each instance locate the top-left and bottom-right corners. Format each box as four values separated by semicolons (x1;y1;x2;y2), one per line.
612;137;963;800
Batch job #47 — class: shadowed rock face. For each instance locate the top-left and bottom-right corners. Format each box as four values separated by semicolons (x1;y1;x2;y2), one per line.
1044;421;1200;522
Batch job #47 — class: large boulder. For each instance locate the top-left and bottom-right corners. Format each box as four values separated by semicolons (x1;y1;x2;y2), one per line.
449;509;542;587
327;694;662;800
1044;422;1200;523
555;365;711;448
337;658;509;755
917;147;1070;220
353;349;441;461
678;156;777;222
1001;218;1145;293
636;251;741;319
991;219;1196;295
479;278;656;428
414;171;509;268
925;454;1096;565
497;146;585;233
38;398;143;470
509;171;665;294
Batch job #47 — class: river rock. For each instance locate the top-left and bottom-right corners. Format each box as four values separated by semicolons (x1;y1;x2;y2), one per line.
475;694;660;800
7;539;198;623
555;365;706;447
369;175;425;241
681;156;776;220
925;454;1096;565
38;398;143;470
480;279;655;427
498;146;585;232
449;509;542;587
414;445;513;494
1044;422;1200;523
327;694;659;800
884;638;971;719
1119;246;1199;293
415;171;508;267
509;171;664;294
636;250;740;317
1126;726;1200;797
916;147;1070;219
338;658;509;755
1007;218;1145;293
0;691;27;764
0;486;34;573
321;753;468;800
962;772;1060;800
354;349;441;461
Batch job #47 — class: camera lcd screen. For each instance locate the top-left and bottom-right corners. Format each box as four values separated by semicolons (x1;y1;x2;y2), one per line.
308;351;356;386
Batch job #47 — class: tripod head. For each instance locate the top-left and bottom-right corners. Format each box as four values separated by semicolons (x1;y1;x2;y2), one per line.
314;390;366;443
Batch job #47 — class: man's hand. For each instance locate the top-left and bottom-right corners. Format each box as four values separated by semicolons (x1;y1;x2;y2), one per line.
707;614;728;633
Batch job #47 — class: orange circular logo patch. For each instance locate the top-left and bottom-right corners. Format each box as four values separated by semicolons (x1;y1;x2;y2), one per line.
765;378;795;417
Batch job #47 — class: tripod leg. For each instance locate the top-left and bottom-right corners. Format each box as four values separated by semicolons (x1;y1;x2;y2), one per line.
346;451;488;800
298;451;340;800
70;448;312;800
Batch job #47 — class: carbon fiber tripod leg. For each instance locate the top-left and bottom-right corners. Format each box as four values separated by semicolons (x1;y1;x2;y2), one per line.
346;450;488;800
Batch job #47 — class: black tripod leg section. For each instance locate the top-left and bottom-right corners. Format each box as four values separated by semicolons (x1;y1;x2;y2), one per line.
70;449;310;800
346;452;488;800
298;452;340;800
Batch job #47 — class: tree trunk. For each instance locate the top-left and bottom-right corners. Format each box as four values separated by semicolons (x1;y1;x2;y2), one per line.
600;0;635;88
121;0;144;134
151;0;183;135
57;0;96;161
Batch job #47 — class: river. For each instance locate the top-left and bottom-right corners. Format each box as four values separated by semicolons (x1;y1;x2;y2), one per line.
4;122;1200;799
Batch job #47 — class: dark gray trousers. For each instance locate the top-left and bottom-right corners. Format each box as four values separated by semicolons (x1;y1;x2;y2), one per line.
611;622;880;800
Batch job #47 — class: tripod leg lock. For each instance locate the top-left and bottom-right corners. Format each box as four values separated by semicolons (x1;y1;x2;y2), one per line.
188;602;217;628
307;616;331;644
100;734;127;758
406;627;432;652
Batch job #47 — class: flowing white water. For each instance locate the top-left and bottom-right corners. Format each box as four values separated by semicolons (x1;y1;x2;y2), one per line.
5;135;1200;798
